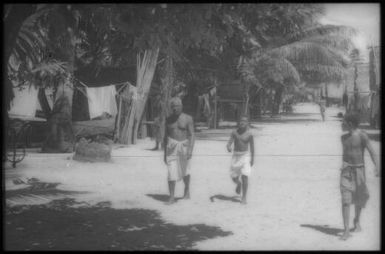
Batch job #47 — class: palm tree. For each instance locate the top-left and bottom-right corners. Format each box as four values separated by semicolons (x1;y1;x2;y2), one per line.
239;23;357;115
6;4;76;153
7;4;117;152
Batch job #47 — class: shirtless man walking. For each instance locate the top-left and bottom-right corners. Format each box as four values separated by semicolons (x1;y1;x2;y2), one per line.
164;97;195;205
339;113;379;240
227;115;255;205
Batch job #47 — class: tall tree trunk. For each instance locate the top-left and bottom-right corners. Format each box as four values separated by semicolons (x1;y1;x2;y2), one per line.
213;94;218;129
159;55;174;141
369;47;376;91
324;83;329;107
116;85;137;144
42;27;76;152
38;88;52;118
255;89;262;118
130;48;159;144
269;89;275;116
242;83;250;117
272;86;283;115
353;64;359;112
244;94;250;116
369;48;377;127
42;77;75;152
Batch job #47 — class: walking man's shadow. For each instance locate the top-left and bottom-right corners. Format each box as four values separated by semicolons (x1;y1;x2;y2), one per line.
209;194;241;203
146;194;182;203
300;224;344;236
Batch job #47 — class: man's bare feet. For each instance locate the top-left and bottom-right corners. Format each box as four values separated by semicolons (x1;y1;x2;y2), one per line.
339;232;351;240
241;199;247;205
236;182;241;195
183;192;190;199
166;198;176;205
352;221;362;232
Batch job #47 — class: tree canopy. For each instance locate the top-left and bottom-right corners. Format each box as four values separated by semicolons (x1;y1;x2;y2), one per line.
6;3;359;108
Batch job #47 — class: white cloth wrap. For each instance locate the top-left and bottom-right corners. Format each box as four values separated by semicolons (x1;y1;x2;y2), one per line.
230;151;251;177
166;137;191;181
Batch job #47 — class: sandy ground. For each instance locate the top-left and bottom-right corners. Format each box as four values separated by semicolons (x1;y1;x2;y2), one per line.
4;103;381;250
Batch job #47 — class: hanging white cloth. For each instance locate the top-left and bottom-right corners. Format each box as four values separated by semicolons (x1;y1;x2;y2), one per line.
8;86;39;118
86;86;118;119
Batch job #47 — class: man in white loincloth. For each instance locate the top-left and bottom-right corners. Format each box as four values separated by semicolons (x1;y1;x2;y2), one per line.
163;97;195;205
227;115;255;205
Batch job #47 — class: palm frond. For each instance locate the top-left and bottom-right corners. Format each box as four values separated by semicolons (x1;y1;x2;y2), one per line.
267;41;348;68
291;24;357;42
301;34;355;53
297;63;347;84
240;55;300;87
31;60;68;76
258;56;300;85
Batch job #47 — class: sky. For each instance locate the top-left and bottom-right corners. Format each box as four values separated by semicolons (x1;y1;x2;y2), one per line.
319;3;380;60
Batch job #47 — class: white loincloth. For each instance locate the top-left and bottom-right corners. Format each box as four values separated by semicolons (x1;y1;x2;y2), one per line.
166;137;191;181
230;151;251;178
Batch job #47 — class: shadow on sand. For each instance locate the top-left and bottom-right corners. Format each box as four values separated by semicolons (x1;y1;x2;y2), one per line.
300;224;343;236
5;198;232;250
209;194;241;203
146;194;183;203
6;181;89;201
144;148;162;151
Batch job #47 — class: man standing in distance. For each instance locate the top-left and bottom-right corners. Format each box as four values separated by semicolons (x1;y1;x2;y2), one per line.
164;97;195;205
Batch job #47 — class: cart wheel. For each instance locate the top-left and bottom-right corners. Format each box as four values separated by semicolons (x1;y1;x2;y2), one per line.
6;127;26;168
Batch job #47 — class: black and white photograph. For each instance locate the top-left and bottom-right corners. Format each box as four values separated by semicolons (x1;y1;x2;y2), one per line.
3;3;381;250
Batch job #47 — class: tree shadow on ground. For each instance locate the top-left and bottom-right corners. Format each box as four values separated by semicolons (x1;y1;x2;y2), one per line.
144;148;162;151
5;198;232;250
300;224;344;236
256;118;320;124
209;194;241;203
146;194;183;203
6;181;89;201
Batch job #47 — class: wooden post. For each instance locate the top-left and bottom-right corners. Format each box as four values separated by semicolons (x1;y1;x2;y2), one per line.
324;83;329;107
353;64;358;112
139;105;148;139
214;95;218;129
114;96;122;141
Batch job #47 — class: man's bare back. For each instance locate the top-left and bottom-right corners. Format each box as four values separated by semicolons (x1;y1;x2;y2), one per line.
341;130;368;165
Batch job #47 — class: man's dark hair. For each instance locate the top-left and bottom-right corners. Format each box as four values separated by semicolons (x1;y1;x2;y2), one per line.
344;113;360;128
